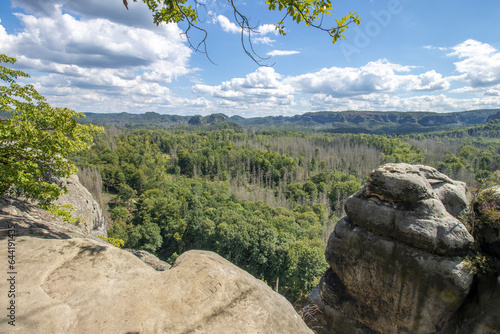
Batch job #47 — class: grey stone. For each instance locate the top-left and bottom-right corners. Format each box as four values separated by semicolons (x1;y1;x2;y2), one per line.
366;163;434;202
345;192;473;256
321;218;473;334
432;181;471;218
309;164;480;334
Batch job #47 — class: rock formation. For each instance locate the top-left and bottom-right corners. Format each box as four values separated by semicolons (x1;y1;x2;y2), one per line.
307;163;495;334
0;197;312;333
52;174;107;237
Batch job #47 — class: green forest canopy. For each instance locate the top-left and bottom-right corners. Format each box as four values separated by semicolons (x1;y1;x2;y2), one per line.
72;119;500;301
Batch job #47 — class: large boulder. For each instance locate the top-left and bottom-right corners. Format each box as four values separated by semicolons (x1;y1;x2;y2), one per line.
345;164;473;256
308;164;477;334
0;197;312;334
320;218;473;333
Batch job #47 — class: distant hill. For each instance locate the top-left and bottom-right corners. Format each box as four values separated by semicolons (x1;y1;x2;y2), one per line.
81;109;500;134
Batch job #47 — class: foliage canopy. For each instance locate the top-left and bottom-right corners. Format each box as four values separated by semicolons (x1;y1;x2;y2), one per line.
0;55;103;202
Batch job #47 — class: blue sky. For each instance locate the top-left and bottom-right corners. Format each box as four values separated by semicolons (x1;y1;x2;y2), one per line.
1;0;500;117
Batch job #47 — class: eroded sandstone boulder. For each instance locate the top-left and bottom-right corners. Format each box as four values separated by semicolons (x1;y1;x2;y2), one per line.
345;164;473;256
308;163;476;334
0;197;311;334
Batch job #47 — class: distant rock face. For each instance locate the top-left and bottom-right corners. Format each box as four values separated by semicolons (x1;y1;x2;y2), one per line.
308;163;477;334
53;174;107;237
0;197;311;334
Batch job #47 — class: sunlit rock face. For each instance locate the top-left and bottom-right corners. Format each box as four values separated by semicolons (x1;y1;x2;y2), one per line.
52;174;107;237
0;197;312;334
308;163;477;334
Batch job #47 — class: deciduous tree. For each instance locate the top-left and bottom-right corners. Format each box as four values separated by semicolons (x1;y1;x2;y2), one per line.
0;55;103;202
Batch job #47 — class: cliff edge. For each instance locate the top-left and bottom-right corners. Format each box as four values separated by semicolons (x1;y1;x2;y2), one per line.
0;197;312;333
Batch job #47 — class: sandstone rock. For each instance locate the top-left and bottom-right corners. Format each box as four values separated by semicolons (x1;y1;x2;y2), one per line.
345;164;473;256
309;164;477;334
366;164;434;202
363;163;470;217
125;249;171;271
432;181;471;218
0;197;311;334
0;196;95;239
53;174;107;237
321;217;473;333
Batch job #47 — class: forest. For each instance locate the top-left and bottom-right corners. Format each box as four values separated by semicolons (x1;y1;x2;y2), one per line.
71;114;500;302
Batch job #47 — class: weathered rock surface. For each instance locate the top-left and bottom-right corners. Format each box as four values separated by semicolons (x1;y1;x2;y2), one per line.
308;163;479;334
346;164;473;257
53;174;107;237
125;249;171;271
0;197;311;334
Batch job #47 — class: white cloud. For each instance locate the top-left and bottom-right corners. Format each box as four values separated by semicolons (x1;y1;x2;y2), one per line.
1;1;193;113
216;15;279;45
189;48;499;114
449;39;496;59
304;93;500;112
285;59;449;97
11;0;153;27
192;67;295;113
216;15;241;34
190;59;455;114
267;50;300;57
3;1;499;122
256;24;278;36
253;37;275;45
448;39;500;89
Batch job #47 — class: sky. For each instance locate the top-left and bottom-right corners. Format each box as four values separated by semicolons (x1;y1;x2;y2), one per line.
1;0;500;118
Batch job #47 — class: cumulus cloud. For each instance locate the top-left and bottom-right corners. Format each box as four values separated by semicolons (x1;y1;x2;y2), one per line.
285;59;449;97
253;36;275;45
3;2;499;120
216;15;279;36
304;93;500;112
215;14;279;49
448;39;500;89
2;0;193;113
12;0;153;27
192;67;295;113
216;15;241;34
255;24;278;36
190;59;456;114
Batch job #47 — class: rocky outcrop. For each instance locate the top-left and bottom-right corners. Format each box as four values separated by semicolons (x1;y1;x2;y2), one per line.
53;174;107;237
125;249;171;271
308;163;479;334
0;197;311;334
